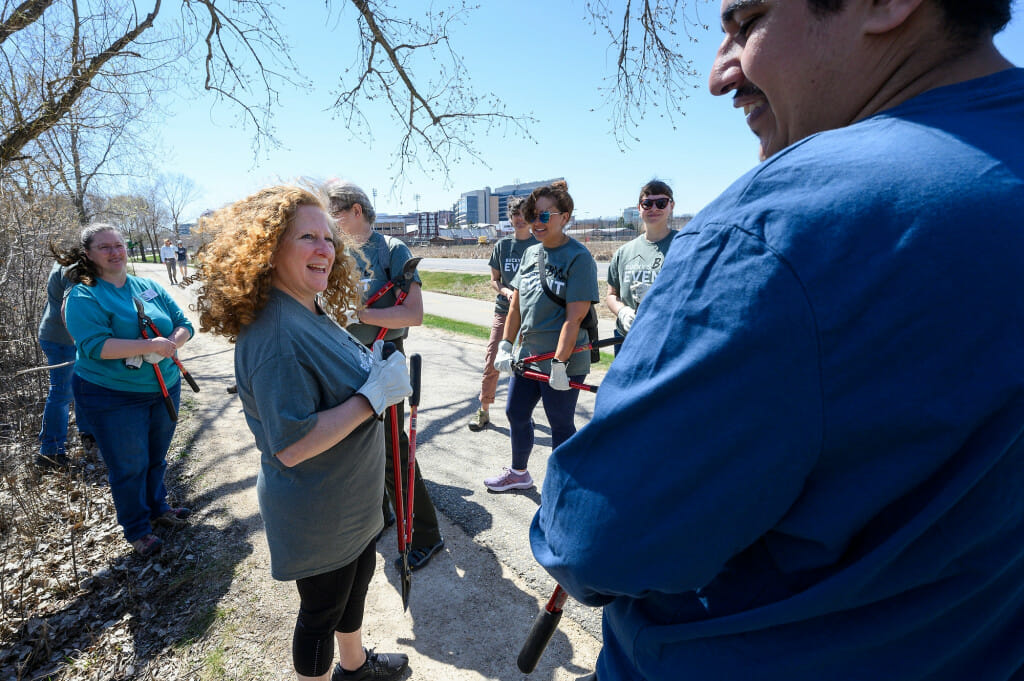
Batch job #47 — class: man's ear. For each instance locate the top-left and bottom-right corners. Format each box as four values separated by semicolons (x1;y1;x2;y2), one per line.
351;203;363;220
864;0;925;35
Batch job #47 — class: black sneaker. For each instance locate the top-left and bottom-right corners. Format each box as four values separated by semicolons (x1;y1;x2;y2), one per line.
331;648;408;680
395;538;444;572
35;452;71;469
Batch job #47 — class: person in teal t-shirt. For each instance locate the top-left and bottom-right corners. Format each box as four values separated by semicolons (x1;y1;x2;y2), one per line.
60;224;194;558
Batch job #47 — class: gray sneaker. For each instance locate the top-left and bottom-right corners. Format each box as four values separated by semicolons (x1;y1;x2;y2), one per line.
484;467;534;492
467;408;490;432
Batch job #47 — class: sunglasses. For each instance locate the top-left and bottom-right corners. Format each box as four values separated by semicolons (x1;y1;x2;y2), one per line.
532;211;564;224
640;198;671;210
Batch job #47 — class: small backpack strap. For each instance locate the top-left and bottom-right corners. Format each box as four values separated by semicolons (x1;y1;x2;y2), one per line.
374;231;392;280
536;247;565;307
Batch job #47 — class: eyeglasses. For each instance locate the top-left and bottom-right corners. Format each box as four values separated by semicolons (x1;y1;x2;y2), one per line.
92;243;126;254
532;211;564;224
640;198;671;210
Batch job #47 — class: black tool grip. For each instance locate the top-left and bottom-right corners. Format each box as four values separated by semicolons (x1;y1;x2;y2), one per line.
517;609;563;674
593;336;624;349
409;353;422;407
182;371;200;393
517;585;568;673
381;341;397;359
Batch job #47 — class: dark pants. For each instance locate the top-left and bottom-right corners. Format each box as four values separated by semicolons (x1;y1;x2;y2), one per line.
292;541;376;677
506;371;584;471
379;338;442;549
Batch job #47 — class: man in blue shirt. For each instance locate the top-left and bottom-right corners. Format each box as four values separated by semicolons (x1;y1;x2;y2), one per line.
531;2;1024;680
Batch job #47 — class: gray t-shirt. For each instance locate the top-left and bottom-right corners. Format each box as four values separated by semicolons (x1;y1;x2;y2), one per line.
511;239;599;376
488;234;538;314
38;262;75;345
346;231;422;346
607;232;676;334
235;288;383;581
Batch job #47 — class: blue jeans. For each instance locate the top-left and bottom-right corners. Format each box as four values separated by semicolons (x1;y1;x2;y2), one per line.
38;340;88;455
506;372;584;471
72;374;180;542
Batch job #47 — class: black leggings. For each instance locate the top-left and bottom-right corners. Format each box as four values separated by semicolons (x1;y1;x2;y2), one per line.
292;541;376;677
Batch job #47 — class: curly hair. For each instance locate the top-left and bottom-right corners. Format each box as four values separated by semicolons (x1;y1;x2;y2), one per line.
522;180;574;223
195;185;363;342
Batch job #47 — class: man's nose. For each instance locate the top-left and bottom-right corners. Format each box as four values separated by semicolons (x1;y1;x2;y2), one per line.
709;35;743;96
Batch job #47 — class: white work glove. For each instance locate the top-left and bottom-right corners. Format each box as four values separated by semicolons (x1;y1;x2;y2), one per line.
357;340;413;416
617;306;636;333
493;340;514;375
549;359;570;391
143;352;166;364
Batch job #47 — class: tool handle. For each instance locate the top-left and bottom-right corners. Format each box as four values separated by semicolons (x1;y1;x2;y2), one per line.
409;353;421;407
519;336;622;366
176;360;200;392
517;585;569;674
519;368;599;393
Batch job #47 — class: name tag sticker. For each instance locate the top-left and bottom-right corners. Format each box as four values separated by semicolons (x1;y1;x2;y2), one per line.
140;289;159;301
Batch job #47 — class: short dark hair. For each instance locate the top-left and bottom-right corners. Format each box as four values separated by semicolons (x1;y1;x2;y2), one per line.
523;180;574;223
639;180;673;203
806;0;1011;39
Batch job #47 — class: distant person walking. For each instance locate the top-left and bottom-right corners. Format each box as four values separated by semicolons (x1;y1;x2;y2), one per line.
605;180;676;355
160;238;178;285
468;196;537;432
487;180;599;492
175;241;188;280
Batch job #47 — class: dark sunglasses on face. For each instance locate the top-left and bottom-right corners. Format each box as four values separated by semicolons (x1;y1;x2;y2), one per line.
532;210;564;224
640;198;671;210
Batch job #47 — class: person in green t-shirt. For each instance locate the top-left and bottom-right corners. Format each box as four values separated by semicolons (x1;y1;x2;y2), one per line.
488;180;599;492
195;185;412;681
468;196;538;432
325;179;446;574
606;179;677;355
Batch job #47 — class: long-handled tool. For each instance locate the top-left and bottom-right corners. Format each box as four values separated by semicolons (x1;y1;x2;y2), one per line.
395;353;422;611
512;336;623;393
363;257;421;343
517;584;569;673
133;298;200;421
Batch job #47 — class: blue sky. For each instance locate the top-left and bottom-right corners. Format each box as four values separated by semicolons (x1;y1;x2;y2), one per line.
158;1;1024;222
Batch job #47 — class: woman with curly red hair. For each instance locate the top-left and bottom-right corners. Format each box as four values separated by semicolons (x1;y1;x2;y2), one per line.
196;185;412;681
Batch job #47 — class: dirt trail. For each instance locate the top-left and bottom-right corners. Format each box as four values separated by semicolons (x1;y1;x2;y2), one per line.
145;262;601;681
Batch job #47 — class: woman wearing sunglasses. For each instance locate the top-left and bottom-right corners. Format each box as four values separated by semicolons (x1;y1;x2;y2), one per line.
487;180;599;492
605;180;676;354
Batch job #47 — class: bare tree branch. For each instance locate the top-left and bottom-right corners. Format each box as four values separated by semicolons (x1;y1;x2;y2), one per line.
584;0;709;148
0;1;162;168
0;0;55;46
332;0;534;185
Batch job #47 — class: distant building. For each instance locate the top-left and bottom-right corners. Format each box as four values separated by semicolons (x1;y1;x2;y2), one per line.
454;177;564;226
621;207;641;226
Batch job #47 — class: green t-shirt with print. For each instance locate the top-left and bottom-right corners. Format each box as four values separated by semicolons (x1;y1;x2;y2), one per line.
607;232;676;333
511;239;599;376
488;234;539;314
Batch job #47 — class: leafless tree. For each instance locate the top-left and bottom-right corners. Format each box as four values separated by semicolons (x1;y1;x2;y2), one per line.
584;0;709;147
157;172;199;237
3;1;709;179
